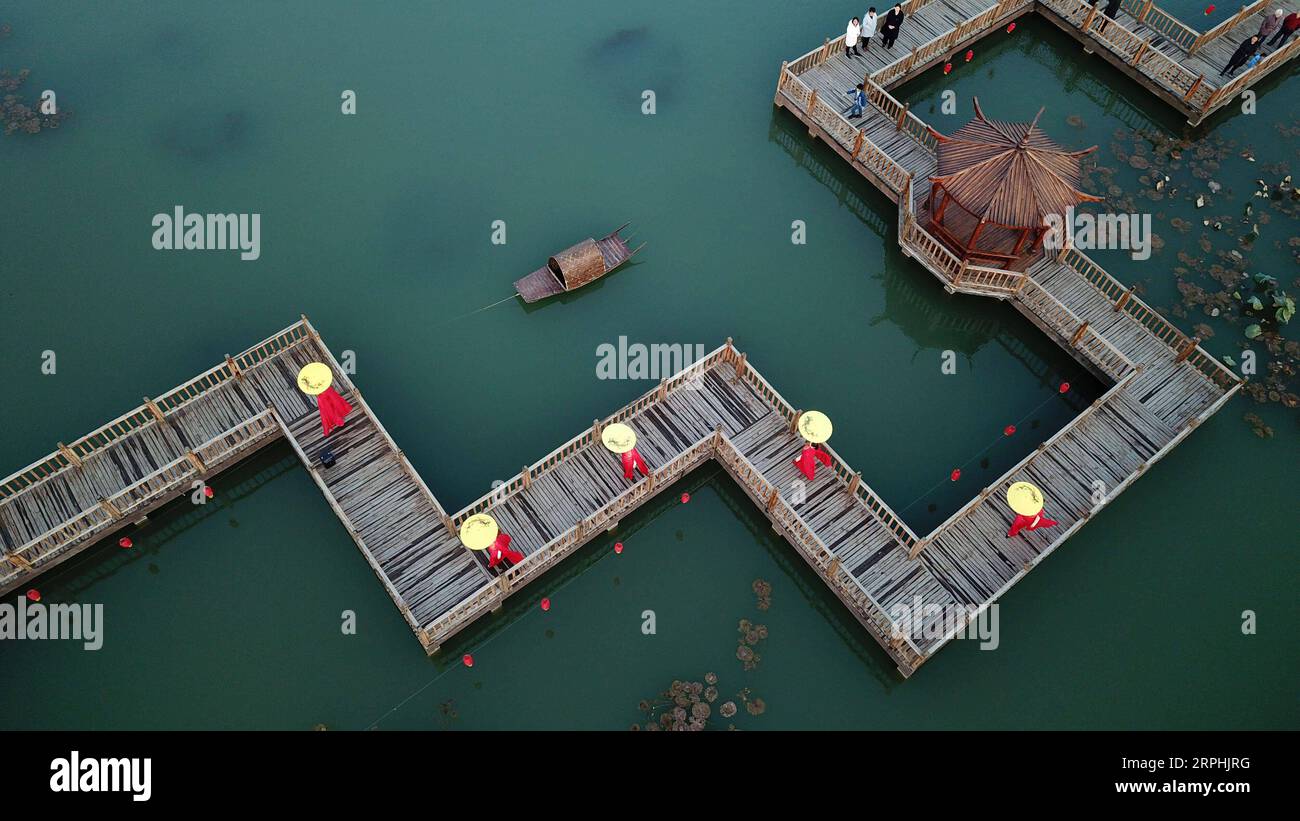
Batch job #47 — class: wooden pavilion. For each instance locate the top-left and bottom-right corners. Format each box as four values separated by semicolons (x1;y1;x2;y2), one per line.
926;99;1102;267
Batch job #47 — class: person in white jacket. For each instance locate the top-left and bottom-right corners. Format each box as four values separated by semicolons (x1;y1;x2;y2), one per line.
845;17;862;59
860;8;879;51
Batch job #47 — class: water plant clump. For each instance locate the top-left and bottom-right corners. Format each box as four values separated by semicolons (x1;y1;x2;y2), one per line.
1085;123;1300;430
737;618;768;671
752;578;772;611
0;25;72;136
635;677;716;731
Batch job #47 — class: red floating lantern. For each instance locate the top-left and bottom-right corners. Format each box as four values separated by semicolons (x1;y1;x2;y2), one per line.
943;62;953;74
950;469;962;481
1204;5;1215;14
26;589;41;602
1059;381;1070;394
1007;22;1016;32
1003;425;1016;436
681;493;690;503
964;49;974;62
118;536;133;549
614;542;624;554
540;597;551;612
204;486;214;499
462;654;474;668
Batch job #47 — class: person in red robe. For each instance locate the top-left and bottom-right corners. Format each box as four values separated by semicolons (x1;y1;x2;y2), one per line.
487;532;524;568
792;444;832;481
315;384;353;437
1007;510;1058;537
622;447;649;480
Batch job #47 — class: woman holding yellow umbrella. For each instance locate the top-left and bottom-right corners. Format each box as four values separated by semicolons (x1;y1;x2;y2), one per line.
792;411;833;481
460;513;523;569
297;361;353;437
602;422;649;481
1005;481;1058;537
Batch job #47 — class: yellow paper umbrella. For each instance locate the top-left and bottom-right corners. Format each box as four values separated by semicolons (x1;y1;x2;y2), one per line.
1006;482;1045;517
796;411;833;444
296;362;334;396
601;423;638;454
458;513;499;551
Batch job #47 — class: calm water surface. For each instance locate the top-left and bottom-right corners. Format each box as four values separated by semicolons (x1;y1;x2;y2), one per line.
0;2;1294;729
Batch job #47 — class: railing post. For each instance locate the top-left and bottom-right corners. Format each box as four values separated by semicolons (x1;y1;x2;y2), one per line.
953;259;969;286
895;101;909;131
442;512;455;538
820;37;831;63
57;442;83;471
790;409;803;434
1183;74;1204;101
807;88;819;116
852;129;865;158
907;538;928;560
827;556;842;579
521;466;532;490
1138;0;1153;22
1082;5;1099;32
734;351;748;379
225;353;244;380
1114;287;1134;312
1132;38;1150;66
1175;336;1201;363
766;486;780;512
656;378;667;402
847;470;862;496
1070;321;1090;348
179;450;205;477
143;396;168;425
98;497;123;520
591;418;602;442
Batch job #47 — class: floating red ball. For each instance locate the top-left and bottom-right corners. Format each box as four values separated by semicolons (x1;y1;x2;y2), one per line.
964;50;974;62
943;62;952;74
614;542;624;554
462;654;474;668
26;589;41;602
1007;22;1016;32
1059;382;1070;394
950;469;962;481
1003;425;1016;436
204;486;214;498
1204;5;1215;14
118;536;133;549
681;493;690;503
541;598;551;612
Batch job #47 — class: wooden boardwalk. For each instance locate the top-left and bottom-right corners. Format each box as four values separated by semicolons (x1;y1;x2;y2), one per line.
785;0;1300;125
0;0;1266;679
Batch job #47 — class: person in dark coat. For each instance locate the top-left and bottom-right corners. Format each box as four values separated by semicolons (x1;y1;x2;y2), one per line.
881;4;905;49
1099;0;1122;32
1267;11;1300;48
1220;35;1262;75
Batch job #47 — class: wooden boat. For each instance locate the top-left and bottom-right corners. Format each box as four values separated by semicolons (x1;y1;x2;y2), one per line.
513;223;644;303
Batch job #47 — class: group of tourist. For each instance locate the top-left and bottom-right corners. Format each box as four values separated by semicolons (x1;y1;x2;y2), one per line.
843;5;906;59
1221;8;1300;77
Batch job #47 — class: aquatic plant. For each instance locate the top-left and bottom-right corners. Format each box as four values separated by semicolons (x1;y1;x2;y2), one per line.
720;701;738;718
0;28;71;136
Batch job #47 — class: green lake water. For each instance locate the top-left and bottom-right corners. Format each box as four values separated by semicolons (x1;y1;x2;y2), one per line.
0;2;1295;729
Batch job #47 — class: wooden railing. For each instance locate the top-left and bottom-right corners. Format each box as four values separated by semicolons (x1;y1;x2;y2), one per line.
1057;248;1239;386
1;409;281;586
864;80;940;154
1189;0;1268;52
1203;33;1300;110
1119;0;1200;49
778;71;913;194
0;319;311;503
714;433;925;666
1018;278;1136;381
727;346;922;548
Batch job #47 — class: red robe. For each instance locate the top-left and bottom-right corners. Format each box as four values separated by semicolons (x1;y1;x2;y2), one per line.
1007;511;1058;537
487;533;524;568
621;448;649;480
792;445;832;481
316;385;353;437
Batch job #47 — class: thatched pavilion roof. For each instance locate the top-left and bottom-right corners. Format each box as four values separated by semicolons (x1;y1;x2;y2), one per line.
928;98;1103;228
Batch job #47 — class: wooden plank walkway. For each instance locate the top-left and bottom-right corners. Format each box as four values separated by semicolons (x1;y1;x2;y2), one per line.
785;0;1300;125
